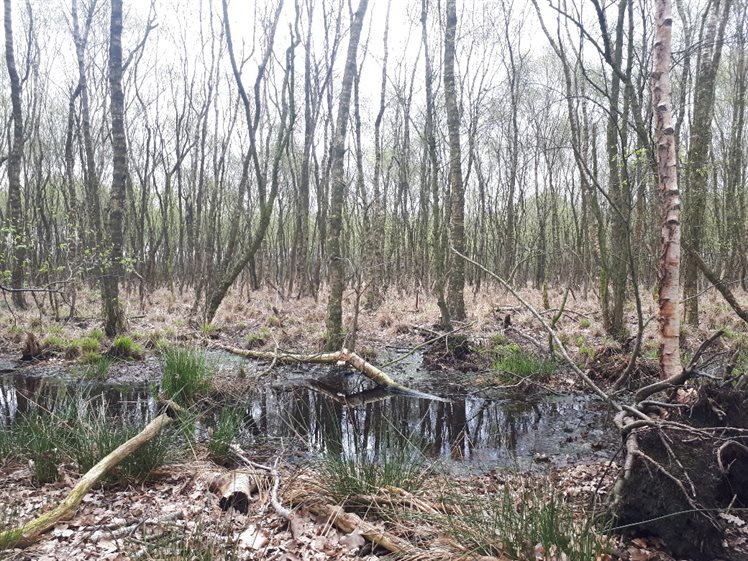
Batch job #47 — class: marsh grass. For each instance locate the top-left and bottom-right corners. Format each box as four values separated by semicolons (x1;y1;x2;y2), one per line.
317;416;430;501
5;390;175;483
208;406;243;464
436;480;609;561
109;335;145;360
491;342;557;382
160;346;213;405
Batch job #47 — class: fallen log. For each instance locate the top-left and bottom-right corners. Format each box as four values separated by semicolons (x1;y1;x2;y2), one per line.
216;343;449;402
0;401;183;549
209;470;266;514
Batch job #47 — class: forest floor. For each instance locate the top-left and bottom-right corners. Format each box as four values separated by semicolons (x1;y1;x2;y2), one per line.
1;286;747;560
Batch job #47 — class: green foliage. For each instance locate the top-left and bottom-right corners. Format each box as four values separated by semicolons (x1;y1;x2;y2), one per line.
4;392;174;483
160;346;213;405
246;328;270;349
491;342;556;381
437;480;609;561
78;352;112;380
319;434;428;501
578;345;595;362
42;334;67;353
488;333;509;347
88;328;105;342
200;323;216;336
70;337;100;354
208;406;243;464
0;502;22;549
110;335;145;360
579;318;591;329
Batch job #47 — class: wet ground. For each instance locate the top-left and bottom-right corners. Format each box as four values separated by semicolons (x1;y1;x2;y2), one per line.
0;349;618;473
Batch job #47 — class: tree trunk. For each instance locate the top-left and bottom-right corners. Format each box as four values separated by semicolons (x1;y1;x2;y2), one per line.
324;0;369;351
444;0;465;321
421;0;450;329
4;0;27;309
102;0;127;336
682;0;732;326
652;0;682;379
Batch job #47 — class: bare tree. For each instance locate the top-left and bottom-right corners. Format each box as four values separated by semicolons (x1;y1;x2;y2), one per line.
4;0;26;309
444;0;465;321
652;0;681;378
102;0;127;336
325;0;369;350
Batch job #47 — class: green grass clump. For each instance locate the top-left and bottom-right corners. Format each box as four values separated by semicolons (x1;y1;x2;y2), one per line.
246;328;270;349
438;481;609;561
160;346;213;405
42;334;67;353
208;406;243;464
109;335;145;360
492;343;556;381
7;392;175;483
319;435;428;501
579;318;591;329
78;352;112;379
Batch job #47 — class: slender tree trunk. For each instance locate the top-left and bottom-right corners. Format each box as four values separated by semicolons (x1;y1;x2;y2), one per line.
324;0;369;351
444;0;465;321
682;0;732;326
421;0;450;329
71;0;102;248
652;0;681;379
102;0;127;336
4;0;27;309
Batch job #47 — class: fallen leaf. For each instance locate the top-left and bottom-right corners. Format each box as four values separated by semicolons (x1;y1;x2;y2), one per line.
339;528;365;551
238;524;269;550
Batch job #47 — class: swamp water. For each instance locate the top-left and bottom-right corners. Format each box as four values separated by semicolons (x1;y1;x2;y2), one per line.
0;351;617;472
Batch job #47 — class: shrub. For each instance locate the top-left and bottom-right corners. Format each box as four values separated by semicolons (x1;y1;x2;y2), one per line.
160;346;213;405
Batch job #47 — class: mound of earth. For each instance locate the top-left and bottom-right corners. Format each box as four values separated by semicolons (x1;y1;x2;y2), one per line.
614;384;748;561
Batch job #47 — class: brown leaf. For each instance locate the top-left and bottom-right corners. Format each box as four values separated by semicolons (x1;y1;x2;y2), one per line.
339;528;365;551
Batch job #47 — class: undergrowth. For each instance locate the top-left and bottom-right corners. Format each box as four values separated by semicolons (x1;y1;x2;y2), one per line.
436;479;609;561
491;341;556;382
160;346;213;405
3;390;175;483
319;431;429;501
208;406;243;464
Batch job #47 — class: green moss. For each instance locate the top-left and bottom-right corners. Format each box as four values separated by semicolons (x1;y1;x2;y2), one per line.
579;318;591;329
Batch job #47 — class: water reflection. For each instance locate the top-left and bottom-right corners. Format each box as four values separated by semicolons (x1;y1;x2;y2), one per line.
1;372;614;470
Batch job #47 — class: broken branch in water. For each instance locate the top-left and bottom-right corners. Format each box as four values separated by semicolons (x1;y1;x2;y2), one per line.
215;343;450;402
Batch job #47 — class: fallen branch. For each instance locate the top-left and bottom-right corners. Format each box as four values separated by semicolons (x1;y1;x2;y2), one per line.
0;400;184;549
685;244;748;323
216;343;449;402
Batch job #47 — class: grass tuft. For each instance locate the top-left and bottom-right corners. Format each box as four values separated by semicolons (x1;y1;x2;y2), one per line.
5;390;175;483
436;480;609;561
208;406;243;464
109;335;145;360
491;342;556;381
160;346;213;405
319;434;428;501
